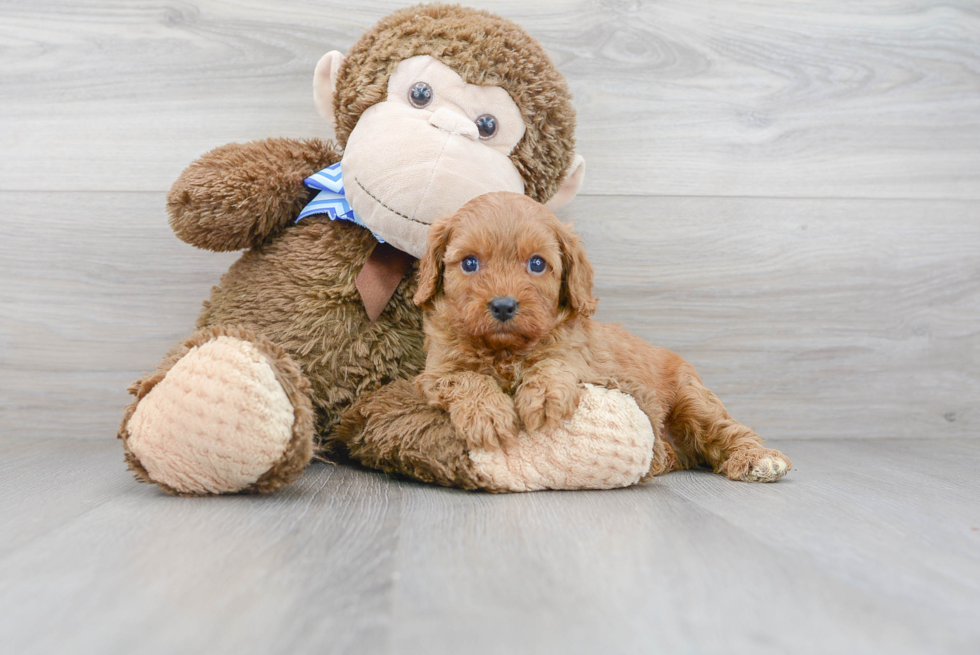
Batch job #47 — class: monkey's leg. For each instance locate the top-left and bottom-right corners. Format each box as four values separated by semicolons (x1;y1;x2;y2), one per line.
332;380;486;490
666;364;791;483
119;325;315;495
336;381;657;492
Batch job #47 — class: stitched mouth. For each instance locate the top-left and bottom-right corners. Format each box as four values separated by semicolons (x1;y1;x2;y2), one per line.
353;177;430;226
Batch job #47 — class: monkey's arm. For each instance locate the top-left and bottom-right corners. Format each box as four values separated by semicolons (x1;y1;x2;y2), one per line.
167;137;342;251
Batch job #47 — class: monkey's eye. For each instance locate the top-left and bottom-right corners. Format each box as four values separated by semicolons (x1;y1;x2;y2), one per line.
475;114;498;139
409;82;433;108
527;256;546;274
460;256;480;273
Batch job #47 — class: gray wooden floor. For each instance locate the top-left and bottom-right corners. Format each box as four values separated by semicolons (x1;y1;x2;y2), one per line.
2;1;979;653
1;437;978;655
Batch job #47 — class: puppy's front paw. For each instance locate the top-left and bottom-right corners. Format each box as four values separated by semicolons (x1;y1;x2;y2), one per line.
515;378;582;433
719;448;792;483
449;393;519;451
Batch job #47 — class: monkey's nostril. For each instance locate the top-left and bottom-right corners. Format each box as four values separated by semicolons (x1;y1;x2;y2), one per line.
489;297;518;322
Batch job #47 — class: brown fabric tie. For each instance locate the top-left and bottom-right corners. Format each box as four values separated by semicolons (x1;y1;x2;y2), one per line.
355;242;417;322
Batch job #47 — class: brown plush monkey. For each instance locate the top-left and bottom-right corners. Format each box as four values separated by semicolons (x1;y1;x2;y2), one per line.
118;4;655;495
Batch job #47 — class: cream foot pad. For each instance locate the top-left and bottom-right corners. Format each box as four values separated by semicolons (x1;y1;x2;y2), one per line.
469;384;655;492
126;336;295;494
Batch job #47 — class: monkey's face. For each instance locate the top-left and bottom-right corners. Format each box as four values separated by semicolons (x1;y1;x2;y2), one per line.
340;56;527;258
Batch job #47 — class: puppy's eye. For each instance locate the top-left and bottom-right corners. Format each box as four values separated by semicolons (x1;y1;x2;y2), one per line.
527;256;546;274
460;256;480;273
409;82;433;108
475;114;497;139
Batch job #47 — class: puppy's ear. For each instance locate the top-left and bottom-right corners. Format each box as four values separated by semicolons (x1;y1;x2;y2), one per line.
555;220;598;317
413;217;454;308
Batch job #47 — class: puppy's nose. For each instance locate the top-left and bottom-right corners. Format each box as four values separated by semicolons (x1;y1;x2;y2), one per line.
488;297;518;322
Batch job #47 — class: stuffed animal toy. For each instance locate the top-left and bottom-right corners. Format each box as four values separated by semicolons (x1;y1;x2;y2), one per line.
117;4;661;495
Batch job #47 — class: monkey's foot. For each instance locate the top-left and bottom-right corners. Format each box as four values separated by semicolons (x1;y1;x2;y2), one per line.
119;326;315;495
717;447;792;483
469;384;655;492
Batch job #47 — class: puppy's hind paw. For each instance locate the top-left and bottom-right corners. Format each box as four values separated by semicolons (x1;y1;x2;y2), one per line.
719;448;792;483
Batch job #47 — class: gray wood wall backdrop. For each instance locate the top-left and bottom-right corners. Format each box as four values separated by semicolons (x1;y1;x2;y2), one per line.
1;0;978;441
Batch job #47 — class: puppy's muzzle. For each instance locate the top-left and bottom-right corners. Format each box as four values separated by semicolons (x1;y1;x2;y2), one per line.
488;296;518;322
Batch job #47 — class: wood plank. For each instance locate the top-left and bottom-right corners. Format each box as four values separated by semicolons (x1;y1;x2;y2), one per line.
2;192;976;440
0;438;403;655
563;195;980;440
0;438;136;559
387;439;980;655
0;438;978;654
671;438;980;603
1;0;978;198
0;191;239;439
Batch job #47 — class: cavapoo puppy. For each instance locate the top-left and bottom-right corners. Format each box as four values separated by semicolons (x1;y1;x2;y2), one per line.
413;191;790;482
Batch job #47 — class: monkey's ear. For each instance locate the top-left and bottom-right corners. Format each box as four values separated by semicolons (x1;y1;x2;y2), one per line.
545;154;586;212
555;219;598;317
314;51;346;129
413;219;454;309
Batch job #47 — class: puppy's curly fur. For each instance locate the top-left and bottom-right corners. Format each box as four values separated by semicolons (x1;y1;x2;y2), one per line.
414;192;792;482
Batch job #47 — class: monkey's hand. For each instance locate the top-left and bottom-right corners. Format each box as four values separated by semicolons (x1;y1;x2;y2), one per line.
167;137;342;252
469;384;657;492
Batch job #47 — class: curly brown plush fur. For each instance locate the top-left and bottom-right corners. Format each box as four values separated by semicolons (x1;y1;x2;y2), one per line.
333;4;577;204
173;137;428;442
120;4;587;494
122;137;426;468
168;138;343;252
335;379;487;490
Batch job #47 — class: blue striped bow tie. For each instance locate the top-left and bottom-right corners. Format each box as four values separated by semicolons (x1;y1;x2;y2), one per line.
297;163;384;243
